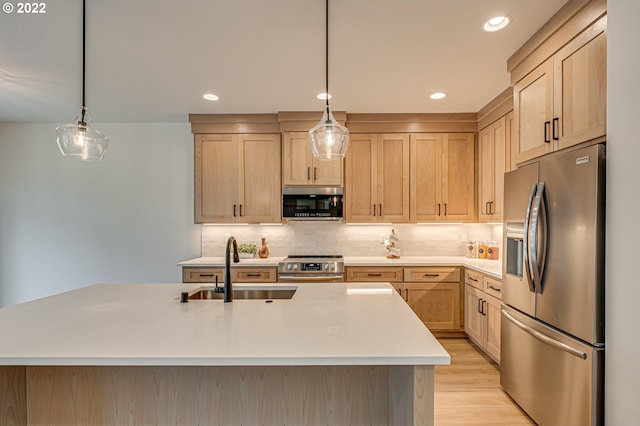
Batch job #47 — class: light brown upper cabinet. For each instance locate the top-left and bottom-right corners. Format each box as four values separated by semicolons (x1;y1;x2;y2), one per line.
194;134;281;223
344;133;410;223
478;116;507;222
410;133;475;222
513;17;606;164
282;132;342;186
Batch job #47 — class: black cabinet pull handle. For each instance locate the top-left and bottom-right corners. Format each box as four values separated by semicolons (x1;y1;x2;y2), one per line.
424;273;439;278
373;204;376;216
482;300;487;316
437;203;441;216
444;203;448;216
489;285;502;292
199;273;214;277
239;204;243;217
404;288;408;302
468;276;478;282
314;167;317;181
367;273;382;277
379;204;382;216
553;117;559;140
246;273;261;277
307;167;311;180
544;121;551;143
477;298;483;313
233;204;237;217
490;201;494;215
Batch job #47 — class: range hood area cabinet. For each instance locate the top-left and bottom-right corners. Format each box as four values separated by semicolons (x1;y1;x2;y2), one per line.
344;133;410;223
194;134;281;223
282;132;343;186
512;16;606;165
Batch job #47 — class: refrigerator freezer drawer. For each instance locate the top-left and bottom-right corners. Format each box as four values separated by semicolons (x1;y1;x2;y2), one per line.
501;305;604;426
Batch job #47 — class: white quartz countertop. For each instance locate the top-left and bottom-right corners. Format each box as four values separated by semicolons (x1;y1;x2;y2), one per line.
0;282;450;367
179;256;502;279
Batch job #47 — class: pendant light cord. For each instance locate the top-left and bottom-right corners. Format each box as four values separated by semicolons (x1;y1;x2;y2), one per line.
81;0;86;123
325;0;329;108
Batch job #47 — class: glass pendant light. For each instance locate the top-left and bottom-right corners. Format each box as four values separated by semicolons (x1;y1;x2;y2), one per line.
309;0;349;161
56;0;108;161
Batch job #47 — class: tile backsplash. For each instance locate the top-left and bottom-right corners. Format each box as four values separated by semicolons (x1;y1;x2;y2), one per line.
201;222;502;258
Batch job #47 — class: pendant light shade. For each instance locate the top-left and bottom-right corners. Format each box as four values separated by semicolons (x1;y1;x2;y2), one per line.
56;0;108;161
309;0;348;160
309;105;349;160
56;106;108;161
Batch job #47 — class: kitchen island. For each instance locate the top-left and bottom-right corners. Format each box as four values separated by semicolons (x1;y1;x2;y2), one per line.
0;282;449;425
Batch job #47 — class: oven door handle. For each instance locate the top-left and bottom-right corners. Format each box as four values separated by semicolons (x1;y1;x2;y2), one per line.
278;275;345;281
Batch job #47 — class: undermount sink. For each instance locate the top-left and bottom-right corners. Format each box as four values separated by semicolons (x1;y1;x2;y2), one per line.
188;286;297;300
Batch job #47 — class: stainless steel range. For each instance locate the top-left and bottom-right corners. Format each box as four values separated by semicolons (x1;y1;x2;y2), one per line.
278;255;345;283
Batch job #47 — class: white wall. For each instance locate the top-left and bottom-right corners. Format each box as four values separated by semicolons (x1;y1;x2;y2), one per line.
0;123;201;307
606;0;640;423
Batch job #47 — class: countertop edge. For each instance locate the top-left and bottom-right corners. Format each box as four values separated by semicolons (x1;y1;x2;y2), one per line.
0;355;451;367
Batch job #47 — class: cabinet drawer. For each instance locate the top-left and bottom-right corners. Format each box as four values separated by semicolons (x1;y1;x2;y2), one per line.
484;276;503;299
465;269;484;290
405;267;460;283
182;267;224;283
233;268;277;283
346;267;404;282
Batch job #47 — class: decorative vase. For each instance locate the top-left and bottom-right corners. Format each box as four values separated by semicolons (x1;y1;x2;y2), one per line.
258;237;269;258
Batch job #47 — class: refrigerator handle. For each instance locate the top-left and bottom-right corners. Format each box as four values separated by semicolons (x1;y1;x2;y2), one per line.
502;309;587;360
523;184;537;292
529;182;547;294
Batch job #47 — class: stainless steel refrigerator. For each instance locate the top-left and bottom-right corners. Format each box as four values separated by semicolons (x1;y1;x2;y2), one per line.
501;144;605;426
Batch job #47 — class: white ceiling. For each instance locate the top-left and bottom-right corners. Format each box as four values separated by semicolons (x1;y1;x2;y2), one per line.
0;0;567;123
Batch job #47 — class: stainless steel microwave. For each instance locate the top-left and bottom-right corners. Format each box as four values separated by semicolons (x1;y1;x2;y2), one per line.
282;187;343;220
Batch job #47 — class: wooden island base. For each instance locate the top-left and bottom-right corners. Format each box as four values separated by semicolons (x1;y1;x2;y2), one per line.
1;364;434;425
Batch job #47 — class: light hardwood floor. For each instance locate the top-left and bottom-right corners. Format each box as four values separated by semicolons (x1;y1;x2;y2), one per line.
434;338;535;425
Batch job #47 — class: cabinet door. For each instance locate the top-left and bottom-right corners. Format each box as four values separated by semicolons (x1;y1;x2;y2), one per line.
312;156;343;187
410;133;442;221
194;134;239;223
442;133;475;221
505;111;515;173
513;59;554;164
391;282;405;299
238;134;281;223
377;134;410;222
478;118;506;222
345;134;378;222
406;282;462;331
282;132;343;186
282;132;313;185
554;17;607;150
484;294;502;363
464;284;485;346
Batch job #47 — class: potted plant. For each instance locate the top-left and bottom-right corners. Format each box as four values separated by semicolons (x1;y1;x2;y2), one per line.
237;243;257;259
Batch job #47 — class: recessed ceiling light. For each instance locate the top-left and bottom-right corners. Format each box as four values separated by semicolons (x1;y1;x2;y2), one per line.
483;15;511;32
430;92;446;100
203;93;219;101
316;93;332;100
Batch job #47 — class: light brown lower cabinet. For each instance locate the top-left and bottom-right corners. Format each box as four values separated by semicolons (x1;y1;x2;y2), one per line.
182;267;277;284
1;364;433;425
464;269;502;363
346;266;464;336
